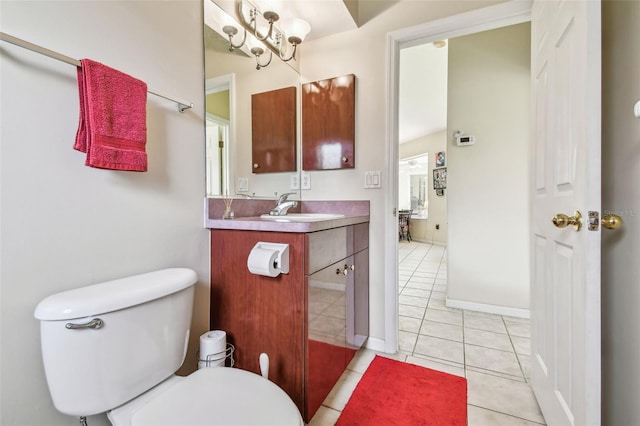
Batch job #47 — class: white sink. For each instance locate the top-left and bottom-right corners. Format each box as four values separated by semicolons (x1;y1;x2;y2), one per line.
260;213;345;222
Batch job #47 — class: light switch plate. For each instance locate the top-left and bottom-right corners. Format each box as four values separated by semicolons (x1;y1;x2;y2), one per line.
364;171;381;189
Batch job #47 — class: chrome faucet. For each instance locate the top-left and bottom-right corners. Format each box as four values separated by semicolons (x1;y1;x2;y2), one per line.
269;192;298;216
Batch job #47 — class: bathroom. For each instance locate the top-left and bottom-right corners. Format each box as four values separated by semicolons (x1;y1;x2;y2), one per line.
1;1;639;425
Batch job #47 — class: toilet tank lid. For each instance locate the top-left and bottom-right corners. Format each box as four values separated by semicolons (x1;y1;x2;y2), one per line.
34;268;198;321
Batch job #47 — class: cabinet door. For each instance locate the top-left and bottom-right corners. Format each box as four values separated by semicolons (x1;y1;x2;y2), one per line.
210;230;305;413
347;248;369;350
306;257;353;420
302;74;355;170
251;86;297;173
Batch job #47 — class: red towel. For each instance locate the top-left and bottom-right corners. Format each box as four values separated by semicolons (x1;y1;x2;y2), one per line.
74;59;148;171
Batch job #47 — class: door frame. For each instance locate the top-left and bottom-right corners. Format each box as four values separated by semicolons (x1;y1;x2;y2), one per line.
383;1;533;353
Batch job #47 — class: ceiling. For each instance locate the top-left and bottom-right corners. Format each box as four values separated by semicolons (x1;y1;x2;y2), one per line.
207;0;447;145
399;41;448;144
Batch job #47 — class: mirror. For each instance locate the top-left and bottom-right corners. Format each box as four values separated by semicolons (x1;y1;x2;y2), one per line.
204;0;301;199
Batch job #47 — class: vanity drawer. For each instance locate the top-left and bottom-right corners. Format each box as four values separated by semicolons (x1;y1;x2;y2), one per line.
306;227;348;275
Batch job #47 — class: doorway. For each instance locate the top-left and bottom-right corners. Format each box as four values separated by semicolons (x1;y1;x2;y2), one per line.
384;0;532;354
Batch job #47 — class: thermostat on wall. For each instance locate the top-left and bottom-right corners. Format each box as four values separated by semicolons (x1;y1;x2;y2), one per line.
456;135;475;146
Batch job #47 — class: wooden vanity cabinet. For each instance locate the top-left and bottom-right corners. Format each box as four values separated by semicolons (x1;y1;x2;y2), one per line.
209;223;368;423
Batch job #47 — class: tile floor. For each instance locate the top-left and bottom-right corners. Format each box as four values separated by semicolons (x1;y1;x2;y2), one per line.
308;241;546;426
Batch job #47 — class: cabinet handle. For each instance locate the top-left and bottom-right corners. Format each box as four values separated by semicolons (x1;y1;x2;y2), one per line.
342;156;349;163
336;266;349;276
253;163;260;169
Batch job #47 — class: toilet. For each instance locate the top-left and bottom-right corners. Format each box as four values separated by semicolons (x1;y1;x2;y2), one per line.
34;268;303;426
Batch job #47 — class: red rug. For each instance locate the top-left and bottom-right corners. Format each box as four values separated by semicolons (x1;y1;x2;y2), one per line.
336;356;467;425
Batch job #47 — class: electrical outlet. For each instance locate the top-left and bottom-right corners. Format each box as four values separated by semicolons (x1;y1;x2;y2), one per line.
290;174;300;190
238;177;249;192
301;172;311;190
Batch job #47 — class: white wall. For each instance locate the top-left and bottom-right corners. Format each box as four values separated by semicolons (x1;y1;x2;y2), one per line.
446;23;531;314
299;0;504;342
400;131;448;244
0;1;207;425
601;1;640;424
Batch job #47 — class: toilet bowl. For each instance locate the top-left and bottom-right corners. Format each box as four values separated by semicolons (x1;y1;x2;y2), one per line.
108;368;303;426
34;268;303;425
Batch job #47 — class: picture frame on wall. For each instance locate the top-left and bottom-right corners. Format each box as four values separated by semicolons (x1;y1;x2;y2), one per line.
436;151;445;167
433;167;447;189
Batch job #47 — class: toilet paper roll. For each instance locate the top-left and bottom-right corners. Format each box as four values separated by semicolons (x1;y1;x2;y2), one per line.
199;330;226;368
247;247;280;277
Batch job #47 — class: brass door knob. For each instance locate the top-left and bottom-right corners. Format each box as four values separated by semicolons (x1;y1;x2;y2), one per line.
602;214;623;230
552;211;582;231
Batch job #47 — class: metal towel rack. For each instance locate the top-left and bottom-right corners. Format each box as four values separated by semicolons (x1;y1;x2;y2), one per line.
0;32;194;113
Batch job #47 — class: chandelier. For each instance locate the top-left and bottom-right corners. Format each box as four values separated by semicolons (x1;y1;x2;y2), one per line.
221;0;311;70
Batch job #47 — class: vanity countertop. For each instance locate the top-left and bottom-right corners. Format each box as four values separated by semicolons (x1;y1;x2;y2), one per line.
205;199;370;233
206;214;369;233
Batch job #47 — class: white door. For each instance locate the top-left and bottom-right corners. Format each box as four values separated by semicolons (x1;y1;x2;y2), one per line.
531;1;601;425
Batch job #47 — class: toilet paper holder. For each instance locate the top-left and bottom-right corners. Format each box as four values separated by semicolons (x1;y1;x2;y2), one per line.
249;242;289;275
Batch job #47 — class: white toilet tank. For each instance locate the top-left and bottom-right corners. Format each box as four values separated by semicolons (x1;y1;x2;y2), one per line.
34;268;198;417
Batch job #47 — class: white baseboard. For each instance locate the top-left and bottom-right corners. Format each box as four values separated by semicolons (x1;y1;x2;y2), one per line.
445;297;530;319
364;337;388;353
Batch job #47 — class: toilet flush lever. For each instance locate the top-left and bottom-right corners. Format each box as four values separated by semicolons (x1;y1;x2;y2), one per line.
65;318;104;330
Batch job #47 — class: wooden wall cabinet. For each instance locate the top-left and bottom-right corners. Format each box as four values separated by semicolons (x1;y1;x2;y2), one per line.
251;86;297;173
302;74;355;170
209;223;368;422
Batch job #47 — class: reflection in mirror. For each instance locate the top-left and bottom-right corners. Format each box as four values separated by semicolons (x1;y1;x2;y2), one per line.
204;0;302;199
206;75;233;196
399;154;428;219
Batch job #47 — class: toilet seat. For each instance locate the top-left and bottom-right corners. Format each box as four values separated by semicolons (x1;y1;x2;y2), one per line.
110;367;303;426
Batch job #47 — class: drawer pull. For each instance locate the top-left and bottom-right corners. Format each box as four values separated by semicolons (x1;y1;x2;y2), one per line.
336;266;349;276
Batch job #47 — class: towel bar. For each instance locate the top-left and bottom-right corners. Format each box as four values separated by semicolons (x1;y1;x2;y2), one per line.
0;31;193;113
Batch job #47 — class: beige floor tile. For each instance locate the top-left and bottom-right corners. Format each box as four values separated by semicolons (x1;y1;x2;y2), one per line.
399;315;423;333
511;335;531;355
506;320;531;338
399;303;425;319
465;328;514;352
464;313;508;333
425;307;463;326
398;294;429;308
419;319;463;342
322;369;363;411
398;330;418;352
308;406;341;426
465;344;522;377
406;354;465;378
414;334;464;364
466;370;545;424
468;405;546;426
